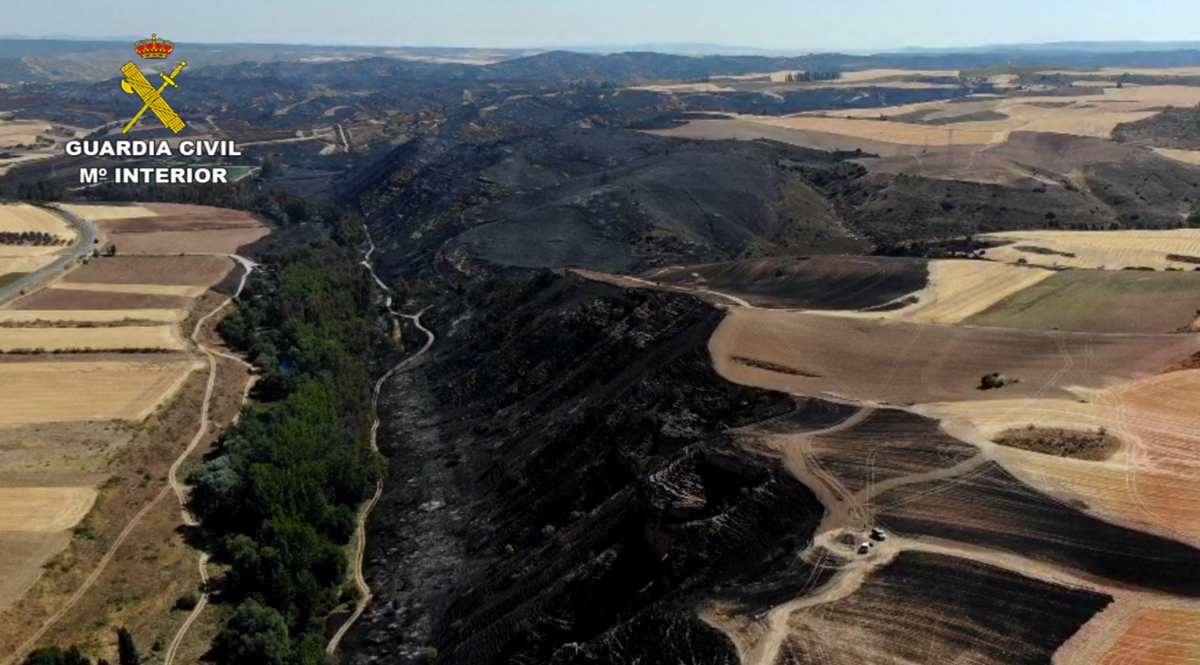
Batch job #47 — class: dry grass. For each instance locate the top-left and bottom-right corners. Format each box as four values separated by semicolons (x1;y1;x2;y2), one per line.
56;205;157;221
0;121;51;149
0;256;56;274
0;487;96;531
982;229;1200;270
1153;147;1200;165
0;326;184;352
0;310;185;325
0;359;202;425
0;532;70;609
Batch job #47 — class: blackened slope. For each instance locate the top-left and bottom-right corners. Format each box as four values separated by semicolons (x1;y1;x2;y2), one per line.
347;272;829;665
356;129;860;279
648;255;928;309
808;157;1200;248
1114;107;1200;150
878;462;1200;595
782;551;1111;665
451;140;864;272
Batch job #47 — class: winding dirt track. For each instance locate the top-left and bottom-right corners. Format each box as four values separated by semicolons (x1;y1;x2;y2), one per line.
161;255;256;665
577;265;1200;665
8;255;256;665
325;234;436;656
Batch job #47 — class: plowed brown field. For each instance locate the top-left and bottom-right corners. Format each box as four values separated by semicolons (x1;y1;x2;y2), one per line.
709;308;1200;404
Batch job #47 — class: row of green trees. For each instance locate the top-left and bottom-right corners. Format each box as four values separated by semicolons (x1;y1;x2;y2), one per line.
782;70;842;82
188;234;385;665
23;628;139;665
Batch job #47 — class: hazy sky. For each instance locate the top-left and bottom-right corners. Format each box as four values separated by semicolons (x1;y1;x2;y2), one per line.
6;0;1198;51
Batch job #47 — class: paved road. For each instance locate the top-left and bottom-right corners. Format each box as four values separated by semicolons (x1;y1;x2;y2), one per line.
0;204;97;306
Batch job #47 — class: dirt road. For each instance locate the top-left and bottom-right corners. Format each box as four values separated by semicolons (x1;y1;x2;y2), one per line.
325;233;435;657
161;254;256;665
8;254;256;665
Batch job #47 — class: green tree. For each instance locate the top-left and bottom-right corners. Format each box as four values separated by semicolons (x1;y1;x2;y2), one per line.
214;599;292;665
116;627;139;665
22;647;91;665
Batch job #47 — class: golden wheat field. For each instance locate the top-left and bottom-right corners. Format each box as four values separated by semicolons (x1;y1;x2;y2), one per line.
0;309;185;325
55;204;158;221
0;121;51;149
817;260;1056;324
923;369;1200;547
982;229;1200;270
0;487;97;532
1095;608;1200;664
0;359;202;425
0;205;74;236
0;325;184;352
767;85;1200;143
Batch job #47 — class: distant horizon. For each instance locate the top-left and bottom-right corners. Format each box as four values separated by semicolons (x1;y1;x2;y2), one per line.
3;34;1200;58
5;0;1200;54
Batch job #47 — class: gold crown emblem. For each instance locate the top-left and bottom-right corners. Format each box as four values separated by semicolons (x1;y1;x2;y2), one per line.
134;34;174;60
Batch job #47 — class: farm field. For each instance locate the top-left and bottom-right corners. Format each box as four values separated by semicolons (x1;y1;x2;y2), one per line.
968;269;1200;333
0;358;201;424
72;203;268;256
10;288;191;310
61;255;233;286
982;229;1200;270
0;325;184;352
1095;608;1200;664
1038;67;1200;77
815;84;1200;128
708;307;1200;404
584;222;1200;664
0;309;185;325
0;204;76;236
649;83;1200;189
774;552;1108;665
0;204;76;259
848;260;1055;324
0;256;56;274
0;120;51;149
0;200;263;651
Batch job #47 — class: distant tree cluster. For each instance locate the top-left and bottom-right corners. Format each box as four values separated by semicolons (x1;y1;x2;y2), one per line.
0;230;69;247
784;70;842;82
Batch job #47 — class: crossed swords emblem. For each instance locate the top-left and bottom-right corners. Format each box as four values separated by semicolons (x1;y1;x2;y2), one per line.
119;60;188;134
